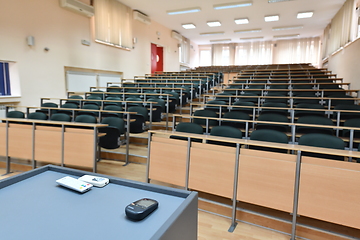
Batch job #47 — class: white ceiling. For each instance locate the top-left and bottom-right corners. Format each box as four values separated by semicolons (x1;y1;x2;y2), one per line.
118;0;346;45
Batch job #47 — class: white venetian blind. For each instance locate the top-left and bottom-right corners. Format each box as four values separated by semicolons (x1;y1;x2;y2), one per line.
94;0;133;50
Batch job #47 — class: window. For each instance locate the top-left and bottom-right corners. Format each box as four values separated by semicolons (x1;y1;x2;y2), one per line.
94;0;133;50
199;45;212;66
0;62;11;96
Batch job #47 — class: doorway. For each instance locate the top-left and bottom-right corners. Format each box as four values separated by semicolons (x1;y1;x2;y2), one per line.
151;43;163;74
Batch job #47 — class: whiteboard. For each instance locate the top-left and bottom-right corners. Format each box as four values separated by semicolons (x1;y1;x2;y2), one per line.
66;71;122;92
66;71;96;92
98;74;122;87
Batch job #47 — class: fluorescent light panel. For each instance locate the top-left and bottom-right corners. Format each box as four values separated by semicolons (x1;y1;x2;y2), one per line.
235;18;249;24
272;25;303;31
234;28;262;33
265;15;279;22
182;23;196;29
167;7;201;15
274;34;300;39
240;37;264;40
297;11;313;19
200;32;225;36
214;1;252;10
210;39;232;42
207;21;221;27
268;0;294;3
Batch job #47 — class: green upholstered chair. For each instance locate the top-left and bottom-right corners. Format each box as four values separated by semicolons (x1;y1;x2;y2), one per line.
222;111;250;129
296;115;334;135
208;126;242;147
249;129;289;153
27;112;47;120
256;113;289;133
99;117;126;149
50;113;71;122
170;122;203;142
7;111;25;118
75;115;97;124
298;133;345;161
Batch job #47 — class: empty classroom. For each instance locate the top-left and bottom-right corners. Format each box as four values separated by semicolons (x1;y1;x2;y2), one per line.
1;0;360;239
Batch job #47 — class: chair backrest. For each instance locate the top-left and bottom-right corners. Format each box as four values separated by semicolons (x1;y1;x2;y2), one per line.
82;104;100;110
41;102;58;108
75;115;97;123
193;109;218;126
101;117;125;133
250;129;288;144
28;112;47;120
105;96;122;106
148;98;165;109
223;111;250;121
50;113;71;122
61;102;78;109
103;105;123;118
67;95;83;105
210;126;242;139
85;96;102;106
175;122;203;134
7;111;25;118
126;97;143;107
298;133;345;161
296;115;334;126
257;113;288;123
342;118;360;137
128;106;148;121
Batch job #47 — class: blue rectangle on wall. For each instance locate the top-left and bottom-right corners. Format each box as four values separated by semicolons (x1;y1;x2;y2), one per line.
0;62;11;96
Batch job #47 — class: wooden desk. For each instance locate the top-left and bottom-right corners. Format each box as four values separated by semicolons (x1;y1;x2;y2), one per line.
0;118;107;173
146;130;360;239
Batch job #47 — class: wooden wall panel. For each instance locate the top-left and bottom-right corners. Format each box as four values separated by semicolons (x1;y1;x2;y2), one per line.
64;128;94;168
298;156;360;229
8;124;32;159
0;123;7;155
237;149;296;213
189;143;236;198
35;126;62;164
149;137;187;187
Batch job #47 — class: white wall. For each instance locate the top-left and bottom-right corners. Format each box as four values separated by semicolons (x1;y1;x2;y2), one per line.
327;38;360;92
0;0;189;106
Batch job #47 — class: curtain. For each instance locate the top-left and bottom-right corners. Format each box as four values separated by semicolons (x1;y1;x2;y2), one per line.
321;24;331;59
94;0;133;50
273;37;321;67
234;41;273;65
327;0;356;54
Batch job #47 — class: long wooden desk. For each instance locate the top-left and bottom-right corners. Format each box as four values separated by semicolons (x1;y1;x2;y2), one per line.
0;118;107;173
146;130;360;239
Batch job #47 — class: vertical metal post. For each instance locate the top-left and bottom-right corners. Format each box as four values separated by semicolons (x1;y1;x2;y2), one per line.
166;95;169;130
205;118;209;134
149;102;153;130
31;122;36;169
290;150;302;240
61;124;65;167
185;137;191;190
336;111;341;137
145;131;152;183
349;129;354;162
93;126;98;173
124;113;130;166
5;120;10;174
245;122;249;139
228;143;241;232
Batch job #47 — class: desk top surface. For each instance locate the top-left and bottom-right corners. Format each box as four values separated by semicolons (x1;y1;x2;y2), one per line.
0;166;194;240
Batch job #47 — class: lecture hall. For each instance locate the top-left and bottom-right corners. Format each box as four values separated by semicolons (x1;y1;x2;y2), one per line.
1;0;360;239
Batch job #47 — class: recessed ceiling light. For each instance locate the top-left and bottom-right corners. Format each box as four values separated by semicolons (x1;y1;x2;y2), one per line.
240;37;264;40
207;21;222;27
268;0;294;3
297;11;313;19
274;34;300;39
235;18;249;24
265;15;279;22
234;28;262;33
210;39;232;42
213;1;252;10
200;32;225;36
182;23;196;29
167;7;201;15
272;25;303;31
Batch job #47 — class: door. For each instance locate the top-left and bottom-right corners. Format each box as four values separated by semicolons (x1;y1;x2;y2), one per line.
151;43;163;74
